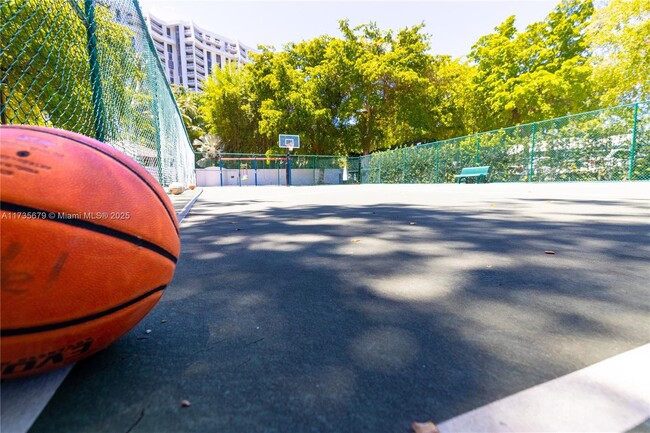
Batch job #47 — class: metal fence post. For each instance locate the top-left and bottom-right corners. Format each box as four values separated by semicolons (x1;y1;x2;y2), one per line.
529;123;537;182
378;155;382;183
152;90;163;184
0;67;7;125
84;0;106;143
629;102;639;180
402;149;407;183
435;144;439;183
476;136;481;165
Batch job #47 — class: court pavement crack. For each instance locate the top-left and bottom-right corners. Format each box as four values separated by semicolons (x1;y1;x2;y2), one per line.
125;408;145;433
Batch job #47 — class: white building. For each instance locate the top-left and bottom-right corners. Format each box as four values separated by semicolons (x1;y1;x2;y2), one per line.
145;13;255;92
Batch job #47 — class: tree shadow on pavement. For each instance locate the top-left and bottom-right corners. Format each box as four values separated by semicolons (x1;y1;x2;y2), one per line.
32;197;650;433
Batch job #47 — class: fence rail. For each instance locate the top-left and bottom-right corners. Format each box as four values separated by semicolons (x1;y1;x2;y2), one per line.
1;0;195;187
355;102;649;184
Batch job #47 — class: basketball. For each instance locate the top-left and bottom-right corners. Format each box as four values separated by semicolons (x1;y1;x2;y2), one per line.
0;125;180;379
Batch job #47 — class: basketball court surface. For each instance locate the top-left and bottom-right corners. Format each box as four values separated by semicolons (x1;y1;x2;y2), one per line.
3;182;650;432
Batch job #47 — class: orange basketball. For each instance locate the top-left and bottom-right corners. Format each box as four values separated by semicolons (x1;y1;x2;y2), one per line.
0;125;180;379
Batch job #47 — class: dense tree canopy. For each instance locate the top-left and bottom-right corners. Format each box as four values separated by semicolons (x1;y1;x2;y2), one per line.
469;0;595;130
190;0;647;155
587;0;650;105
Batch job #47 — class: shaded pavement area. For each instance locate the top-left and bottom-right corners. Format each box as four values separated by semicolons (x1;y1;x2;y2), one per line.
30;183;650;432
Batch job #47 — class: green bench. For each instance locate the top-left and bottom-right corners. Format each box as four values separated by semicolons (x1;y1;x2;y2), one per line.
454;166;490;184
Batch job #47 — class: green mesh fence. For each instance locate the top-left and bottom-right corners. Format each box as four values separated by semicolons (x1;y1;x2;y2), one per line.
360;102;649;184
195;152;349;186
1;0;195;187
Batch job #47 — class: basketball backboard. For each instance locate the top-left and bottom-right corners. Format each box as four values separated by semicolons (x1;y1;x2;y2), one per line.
279;134;300;149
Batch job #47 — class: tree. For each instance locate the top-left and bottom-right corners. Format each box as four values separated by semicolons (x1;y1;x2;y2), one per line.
337;20;437;154
425;55;477;138
588;0;650;105
171;85;207;144
469;0;595;130
202;64;269;153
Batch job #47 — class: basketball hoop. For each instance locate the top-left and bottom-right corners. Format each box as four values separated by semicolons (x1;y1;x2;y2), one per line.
279;134;300;152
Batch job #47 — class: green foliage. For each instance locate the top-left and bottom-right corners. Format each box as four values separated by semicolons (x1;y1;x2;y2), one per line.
202;21;454;155
1;0;94;133
172;84;207;144
588;0;650;105
202;65;270;153
469;0;595;130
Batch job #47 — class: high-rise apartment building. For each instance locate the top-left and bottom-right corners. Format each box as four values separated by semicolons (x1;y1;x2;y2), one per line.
145;13;255;92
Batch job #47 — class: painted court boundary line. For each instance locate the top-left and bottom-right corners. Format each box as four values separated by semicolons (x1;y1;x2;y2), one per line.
0;194;201;433
177;188;203;222
437;343;650;433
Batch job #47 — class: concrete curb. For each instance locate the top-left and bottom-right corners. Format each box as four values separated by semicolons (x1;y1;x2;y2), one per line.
177;188;203;223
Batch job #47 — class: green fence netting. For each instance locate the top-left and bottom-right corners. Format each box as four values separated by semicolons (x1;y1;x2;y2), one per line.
1;0;195;187
359;102;649;184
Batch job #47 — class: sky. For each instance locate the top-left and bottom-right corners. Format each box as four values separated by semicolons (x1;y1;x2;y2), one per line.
137;0;559;58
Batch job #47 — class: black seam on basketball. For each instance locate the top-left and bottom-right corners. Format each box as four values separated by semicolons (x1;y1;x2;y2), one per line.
8;125;179;236
0;201;178;264
0;285;166;337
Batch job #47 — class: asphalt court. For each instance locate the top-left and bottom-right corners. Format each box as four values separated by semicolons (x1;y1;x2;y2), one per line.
22;182;650;432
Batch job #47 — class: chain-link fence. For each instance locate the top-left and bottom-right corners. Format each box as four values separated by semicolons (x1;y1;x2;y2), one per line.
359;102;649;184
195;152;350;186
1;0;195;187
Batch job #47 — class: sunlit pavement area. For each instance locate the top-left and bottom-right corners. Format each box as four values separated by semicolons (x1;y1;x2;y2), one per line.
26;182;650;432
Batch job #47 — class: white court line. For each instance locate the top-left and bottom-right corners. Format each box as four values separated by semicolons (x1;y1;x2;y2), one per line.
0;196;200;433
176;188;203;222
437;344;650;433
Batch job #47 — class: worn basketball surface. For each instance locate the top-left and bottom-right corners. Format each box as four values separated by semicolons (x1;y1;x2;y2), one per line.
0;125;180;379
